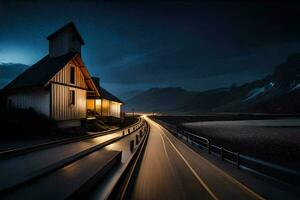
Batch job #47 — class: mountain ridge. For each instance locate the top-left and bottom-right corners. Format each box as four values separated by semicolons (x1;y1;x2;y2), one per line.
125;53;300;114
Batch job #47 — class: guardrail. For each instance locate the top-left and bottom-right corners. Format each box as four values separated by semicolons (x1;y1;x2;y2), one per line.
107;121;150;200
154;119;300;187
176;127;240;168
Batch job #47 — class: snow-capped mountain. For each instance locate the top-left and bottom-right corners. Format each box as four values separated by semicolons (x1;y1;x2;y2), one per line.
125;53;300;114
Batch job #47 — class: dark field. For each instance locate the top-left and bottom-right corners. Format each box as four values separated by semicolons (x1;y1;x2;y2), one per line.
155;115;300;170
0;109;138;151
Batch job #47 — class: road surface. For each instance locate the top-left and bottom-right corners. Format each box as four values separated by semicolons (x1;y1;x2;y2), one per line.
130;116;265;200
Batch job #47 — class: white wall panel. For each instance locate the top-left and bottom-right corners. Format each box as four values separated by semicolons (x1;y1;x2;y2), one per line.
8;89;50;117
51;84;86;120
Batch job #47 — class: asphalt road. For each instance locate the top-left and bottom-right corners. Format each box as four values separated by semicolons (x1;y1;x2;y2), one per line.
130;116;265;200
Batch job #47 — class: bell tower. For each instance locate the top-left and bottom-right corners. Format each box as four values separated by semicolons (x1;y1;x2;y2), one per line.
47;22;85;57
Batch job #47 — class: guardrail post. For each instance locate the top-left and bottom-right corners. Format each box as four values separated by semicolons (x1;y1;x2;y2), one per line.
208;141;211;154
236;152;240;169
221;147;224;161
130;140;134;152
122;130;125;136
128;129;130;134
136;135;139;145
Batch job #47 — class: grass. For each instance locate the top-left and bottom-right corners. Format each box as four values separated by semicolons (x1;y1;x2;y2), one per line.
0;108;57;138
0;109;138;151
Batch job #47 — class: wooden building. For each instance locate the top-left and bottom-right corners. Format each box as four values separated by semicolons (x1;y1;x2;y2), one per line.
3;22;100;127
87;77;123;118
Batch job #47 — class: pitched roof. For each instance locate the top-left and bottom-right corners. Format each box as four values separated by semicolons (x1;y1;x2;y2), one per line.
91;78;123;103
3;52;77;91
47;21;85;45
98;86;123;104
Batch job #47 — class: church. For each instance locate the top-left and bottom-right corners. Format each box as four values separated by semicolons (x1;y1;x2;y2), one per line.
3;22;123;127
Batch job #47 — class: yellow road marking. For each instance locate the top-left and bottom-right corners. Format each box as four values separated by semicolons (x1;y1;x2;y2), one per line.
149;120;219;200
150;118;266;200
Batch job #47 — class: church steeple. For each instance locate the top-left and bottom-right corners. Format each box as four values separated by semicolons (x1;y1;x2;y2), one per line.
47;22;84;57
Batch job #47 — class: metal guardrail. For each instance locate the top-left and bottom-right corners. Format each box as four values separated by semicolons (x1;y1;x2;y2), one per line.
155;119;300;187
176;127;240;168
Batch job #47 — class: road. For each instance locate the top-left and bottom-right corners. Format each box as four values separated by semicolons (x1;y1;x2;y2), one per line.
130;116;265;200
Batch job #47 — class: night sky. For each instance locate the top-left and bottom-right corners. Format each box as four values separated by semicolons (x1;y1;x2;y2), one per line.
0;0;300;98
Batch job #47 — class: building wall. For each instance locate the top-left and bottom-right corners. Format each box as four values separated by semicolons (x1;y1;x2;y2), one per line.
49;28;82;57
50;61;88;121
87;99;102;113
95;99;101;113
50;62;87;88
7;88;50;116
88;98;121;118
101;99;110;116
110;101;121;118
51;83;86;120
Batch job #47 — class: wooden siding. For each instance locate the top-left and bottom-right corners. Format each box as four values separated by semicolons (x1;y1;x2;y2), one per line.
110;101;121;118
50;62;87;89
49;28;81;57
95;99;101;113
51;84;86;120
101;99;110;116
49;59;89;121
7;88;50;117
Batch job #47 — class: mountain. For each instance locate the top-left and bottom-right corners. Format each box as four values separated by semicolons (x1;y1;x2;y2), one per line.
188;53;300;113
248;53;300;113
118;90;143;101
0;63;28;88
125;53;300;114
124;87;197;112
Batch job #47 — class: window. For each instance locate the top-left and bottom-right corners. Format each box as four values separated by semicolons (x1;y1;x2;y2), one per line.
70;90;75;105
70;66;75;84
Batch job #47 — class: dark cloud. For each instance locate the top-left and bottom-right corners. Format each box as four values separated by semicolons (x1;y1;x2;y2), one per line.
0;0;299;95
